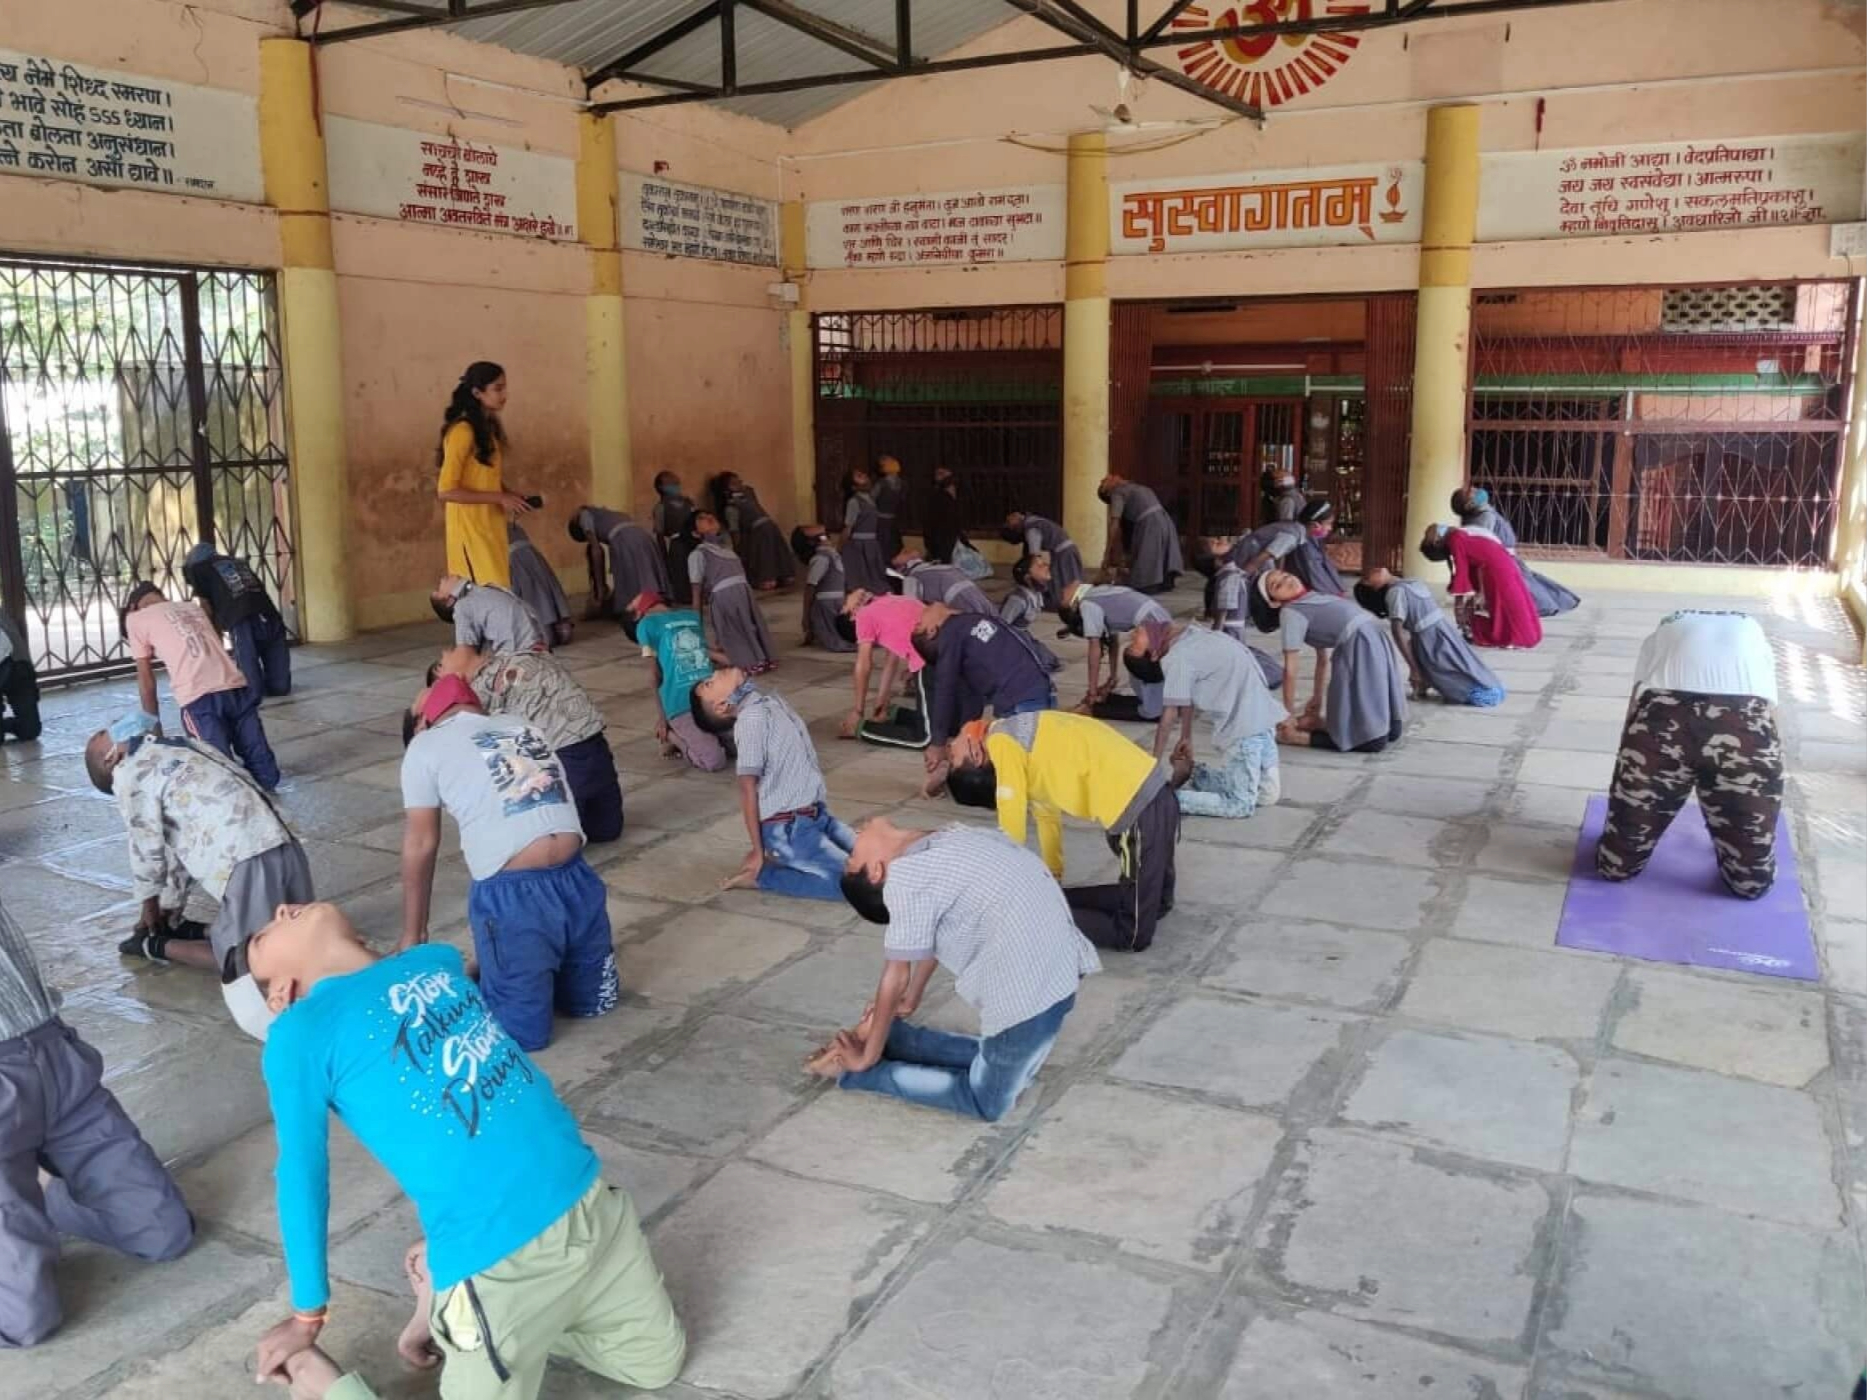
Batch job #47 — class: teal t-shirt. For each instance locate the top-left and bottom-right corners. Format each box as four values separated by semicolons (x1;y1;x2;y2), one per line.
639;609;714;722
263;945;598;1307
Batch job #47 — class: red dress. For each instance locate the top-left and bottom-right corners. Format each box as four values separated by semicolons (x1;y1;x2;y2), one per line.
1448;529;1542;649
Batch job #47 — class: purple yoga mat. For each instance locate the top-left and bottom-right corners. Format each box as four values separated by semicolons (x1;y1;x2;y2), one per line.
1557;794;1816;980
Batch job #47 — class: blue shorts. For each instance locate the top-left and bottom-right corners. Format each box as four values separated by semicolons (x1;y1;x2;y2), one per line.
466;854;618;1052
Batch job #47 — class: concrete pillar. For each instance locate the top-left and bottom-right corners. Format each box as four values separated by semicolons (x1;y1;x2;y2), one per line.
1836;289;1867;661
1063;132;1112;567
577;113;631;511
1401;104;1482;567
781;201;816;525
259;39;352;641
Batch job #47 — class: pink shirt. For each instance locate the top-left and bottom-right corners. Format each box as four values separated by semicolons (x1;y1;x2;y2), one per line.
855;594;926;673
127;601;247;707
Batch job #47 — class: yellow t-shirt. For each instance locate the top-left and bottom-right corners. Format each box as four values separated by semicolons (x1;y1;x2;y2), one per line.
984;710;1162;878
438;420;510;588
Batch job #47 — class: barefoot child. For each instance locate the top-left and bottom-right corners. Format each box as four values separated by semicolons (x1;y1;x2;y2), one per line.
122;581;280;789
0;893;194;1348
998;556;1063;673
1258;569;1409;754
838;467;891;594
399;678;618;1051
1001;510;1082;608
837;589;933;749
568;505;672;616
182;540;292;700
810;819;1099;1121
434;645;624;842
890;548;995;616
430;575;548;655
690;666;855;901
506;521;574;647
243;901;684;1397
1058;580;1171;724
1124;621;1286;819
793;525;855;653
946;711;1178;953
688;513;778;674
1353;568;1504;707
626;593;727;772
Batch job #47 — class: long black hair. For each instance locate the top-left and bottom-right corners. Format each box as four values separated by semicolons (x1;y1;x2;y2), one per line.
439;361;507;467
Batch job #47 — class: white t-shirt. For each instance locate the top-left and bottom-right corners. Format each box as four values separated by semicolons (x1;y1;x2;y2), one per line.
1632;611;1777;704
401;712;583;879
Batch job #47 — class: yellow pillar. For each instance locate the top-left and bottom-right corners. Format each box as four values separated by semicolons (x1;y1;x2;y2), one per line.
1836;291;1867;661
1063;132;1112;568
1401;104;1482;571
259;39;352;642
781;201;816;525
578;114;631;511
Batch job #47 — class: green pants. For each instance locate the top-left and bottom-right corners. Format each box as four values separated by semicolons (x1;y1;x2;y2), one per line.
428;1180;685;1399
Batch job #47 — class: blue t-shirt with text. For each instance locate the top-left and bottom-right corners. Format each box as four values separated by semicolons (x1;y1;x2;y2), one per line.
263;944;598;1308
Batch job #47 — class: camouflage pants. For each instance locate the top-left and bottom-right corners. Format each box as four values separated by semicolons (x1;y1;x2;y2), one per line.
1597;689;1783;900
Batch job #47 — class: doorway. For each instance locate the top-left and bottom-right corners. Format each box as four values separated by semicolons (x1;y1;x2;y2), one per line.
0;256;297;680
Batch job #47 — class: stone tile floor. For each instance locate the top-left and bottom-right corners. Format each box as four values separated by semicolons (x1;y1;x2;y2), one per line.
2;582;1865;1399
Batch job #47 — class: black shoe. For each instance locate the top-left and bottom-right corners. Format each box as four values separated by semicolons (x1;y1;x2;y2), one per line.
167;919;209;941
118;930;173;963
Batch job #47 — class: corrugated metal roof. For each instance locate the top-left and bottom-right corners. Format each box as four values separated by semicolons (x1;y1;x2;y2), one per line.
455;0;1019;129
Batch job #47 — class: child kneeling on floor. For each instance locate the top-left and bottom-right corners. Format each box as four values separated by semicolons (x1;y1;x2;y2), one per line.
398;676;617;1051
690;666;855;901
243;901;684;1399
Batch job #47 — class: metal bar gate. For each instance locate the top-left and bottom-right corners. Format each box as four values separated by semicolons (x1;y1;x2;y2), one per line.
0;255;297;681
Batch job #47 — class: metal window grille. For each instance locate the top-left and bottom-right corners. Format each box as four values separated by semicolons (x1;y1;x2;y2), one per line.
1467;281;1855;568
0;256;296;680
812;307;1062;534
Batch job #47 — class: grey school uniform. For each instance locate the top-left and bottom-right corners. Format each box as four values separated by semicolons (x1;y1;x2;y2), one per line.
1209;564;1285;689
0;897;195;1347
507;522;572;637
1279;593;1408;752
901;561;994;616
1271;485;1306;523
1383;579;1504;706
805;544;856;652
455;583;547;653
1079;585;1172;718
690;540;777;670
873;474;905;557
727;487;795;589
1463;506;1580;617
1020;515;1083;608
1107;483;1183;592
653;494;698;604
580;506;673;604
1228;522;1348;596
842;491;891;595
999;586;1063;672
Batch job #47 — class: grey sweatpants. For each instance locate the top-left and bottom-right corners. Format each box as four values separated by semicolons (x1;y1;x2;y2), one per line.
0;1018;194;1347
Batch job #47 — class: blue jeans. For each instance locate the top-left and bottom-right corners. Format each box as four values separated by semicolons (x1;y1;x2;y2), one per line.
839;994;1074;1121
228;614;291;700
1176;729;1278;819
756;806;856;901
182;687;279;791
467;855;618;1052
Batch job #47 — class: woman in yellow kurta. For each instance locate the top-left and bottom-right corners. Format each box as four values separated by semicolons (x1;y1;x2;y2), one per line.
436;361;533;588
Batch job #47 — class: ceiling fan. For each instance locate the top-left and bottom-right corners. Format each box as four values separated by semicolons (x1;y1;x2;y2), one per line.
1087;67;1223;134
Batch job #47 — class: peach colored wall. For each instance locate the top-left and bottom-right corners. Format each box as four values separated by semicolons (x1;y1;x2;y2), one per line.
616;255;792;517
0;0;793;627
784;0;1864;308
